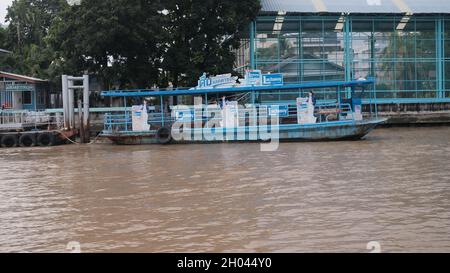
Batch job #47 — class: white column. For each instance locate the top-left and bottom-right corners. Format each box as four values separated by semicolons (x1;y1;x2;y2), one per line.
82;75;89;128
61;75;69;129
68;80;75;129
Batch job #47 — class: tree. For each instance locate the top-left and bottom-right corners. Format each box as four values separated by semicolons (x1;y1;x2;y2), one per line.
0;26;7;48
161;0;261;87
5;0;69;51
1;0;69;78
51;0;261;89
48;0;168;89
0;26;14;71
3;0;262;90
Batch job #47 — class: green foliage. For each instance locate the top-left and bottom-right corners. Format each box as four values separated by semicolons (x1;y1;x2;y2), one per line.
0;26;6;48
0;27;9;70
47;0;169;89
1;0;261;89
0;0;69;80
5;0;69;50
162;0;261;87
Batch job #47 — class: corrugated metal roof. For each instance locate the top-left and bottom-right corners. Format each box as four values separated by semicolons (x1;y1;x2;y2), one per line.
261;0;450;14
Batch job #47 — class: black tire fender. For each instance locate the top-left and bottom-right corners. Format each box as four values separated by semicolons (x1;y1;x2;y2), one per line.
19;134;36;147
156;127;172;144
1;134;18;148
37;132;56;147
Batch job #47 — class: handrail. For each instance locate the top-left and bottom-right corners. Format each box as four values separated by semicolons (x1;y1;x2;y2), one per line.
102;102;356;133
0;111;63;131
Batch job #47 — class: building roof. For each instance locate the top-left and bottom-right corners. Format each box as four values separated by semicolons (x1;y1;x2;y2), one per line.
0;71;47;83
261;0;450;14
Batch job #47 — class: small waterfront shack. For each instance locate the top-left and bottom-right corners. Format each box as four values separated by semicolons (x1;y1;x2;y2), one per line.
0;72;75;148
0;71;49;111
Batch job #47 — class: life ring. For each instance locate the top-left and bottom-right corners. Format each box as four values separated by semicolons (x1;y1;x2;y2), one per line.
1;134;18;148
37;132;56;147
19;134;36;147
156;127;172;144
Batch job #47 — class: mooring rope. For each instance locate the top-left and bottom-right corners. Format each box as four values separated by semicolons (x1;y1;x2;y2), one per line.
87;133;102;145
56;130;80;145
56;130;102;145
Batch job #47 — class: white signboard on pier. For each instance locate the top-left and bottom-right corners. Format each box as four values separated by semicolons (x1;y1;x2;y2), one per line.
132;104;150;131
297;97;316;125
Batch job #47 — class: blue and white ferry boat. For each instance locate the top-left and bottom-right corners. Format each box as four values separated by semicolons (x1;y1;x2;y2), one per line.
100;71;386;145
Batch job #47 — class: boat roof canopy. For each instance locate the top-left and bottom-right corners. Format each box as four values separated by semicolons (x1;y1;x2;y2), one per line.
101;78;375;98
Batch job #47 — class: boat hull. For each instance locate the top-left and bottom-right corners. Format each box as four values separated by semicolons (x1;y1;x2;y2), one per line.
102;118;386;145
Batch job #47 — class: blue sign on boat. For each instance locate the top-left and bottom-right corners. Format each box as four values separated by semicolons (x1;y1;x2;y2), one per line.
268;105;289;117
175;110;194;121
262;73;284;86
246;70;262;85
197;73;236;88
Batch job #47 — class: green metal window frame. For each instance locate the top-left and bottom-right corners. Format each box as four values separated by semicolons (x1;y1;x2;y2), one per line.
249;14;450;103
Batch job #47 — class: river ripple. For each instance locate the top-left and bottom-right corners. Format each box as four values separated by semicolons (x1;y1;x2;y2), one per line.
0;127;449;252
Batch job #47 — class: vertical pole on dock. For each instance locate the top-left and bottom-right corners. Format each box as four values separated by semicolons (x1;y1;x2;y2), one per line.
62;75;69;129
337;86;341;121
436;18;444;99
344;15;352;98
160;96;164;127
68;81;75;130
374;81;378;119
83;75;90;142
124;96;128;131
78;99;85;143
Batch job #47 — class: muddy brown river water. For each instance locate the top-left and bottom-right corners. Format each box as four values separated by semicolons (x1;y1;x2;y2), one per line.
0;127;450;252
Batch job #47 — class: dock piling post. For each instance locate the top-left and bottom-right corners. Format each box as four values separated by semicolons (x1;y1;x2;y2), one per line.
62;75;69;129
62;74;90;142
68;81;75;130
77;99;85;143
83;75;90;142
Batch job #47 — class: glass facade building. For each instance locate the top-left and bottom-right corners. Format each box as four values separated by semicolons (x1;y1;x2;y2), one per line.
242;1;450;103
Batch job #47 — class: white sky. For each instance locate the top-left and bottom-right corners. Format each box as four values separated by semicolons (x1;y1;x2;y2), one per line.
0;0;13;25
